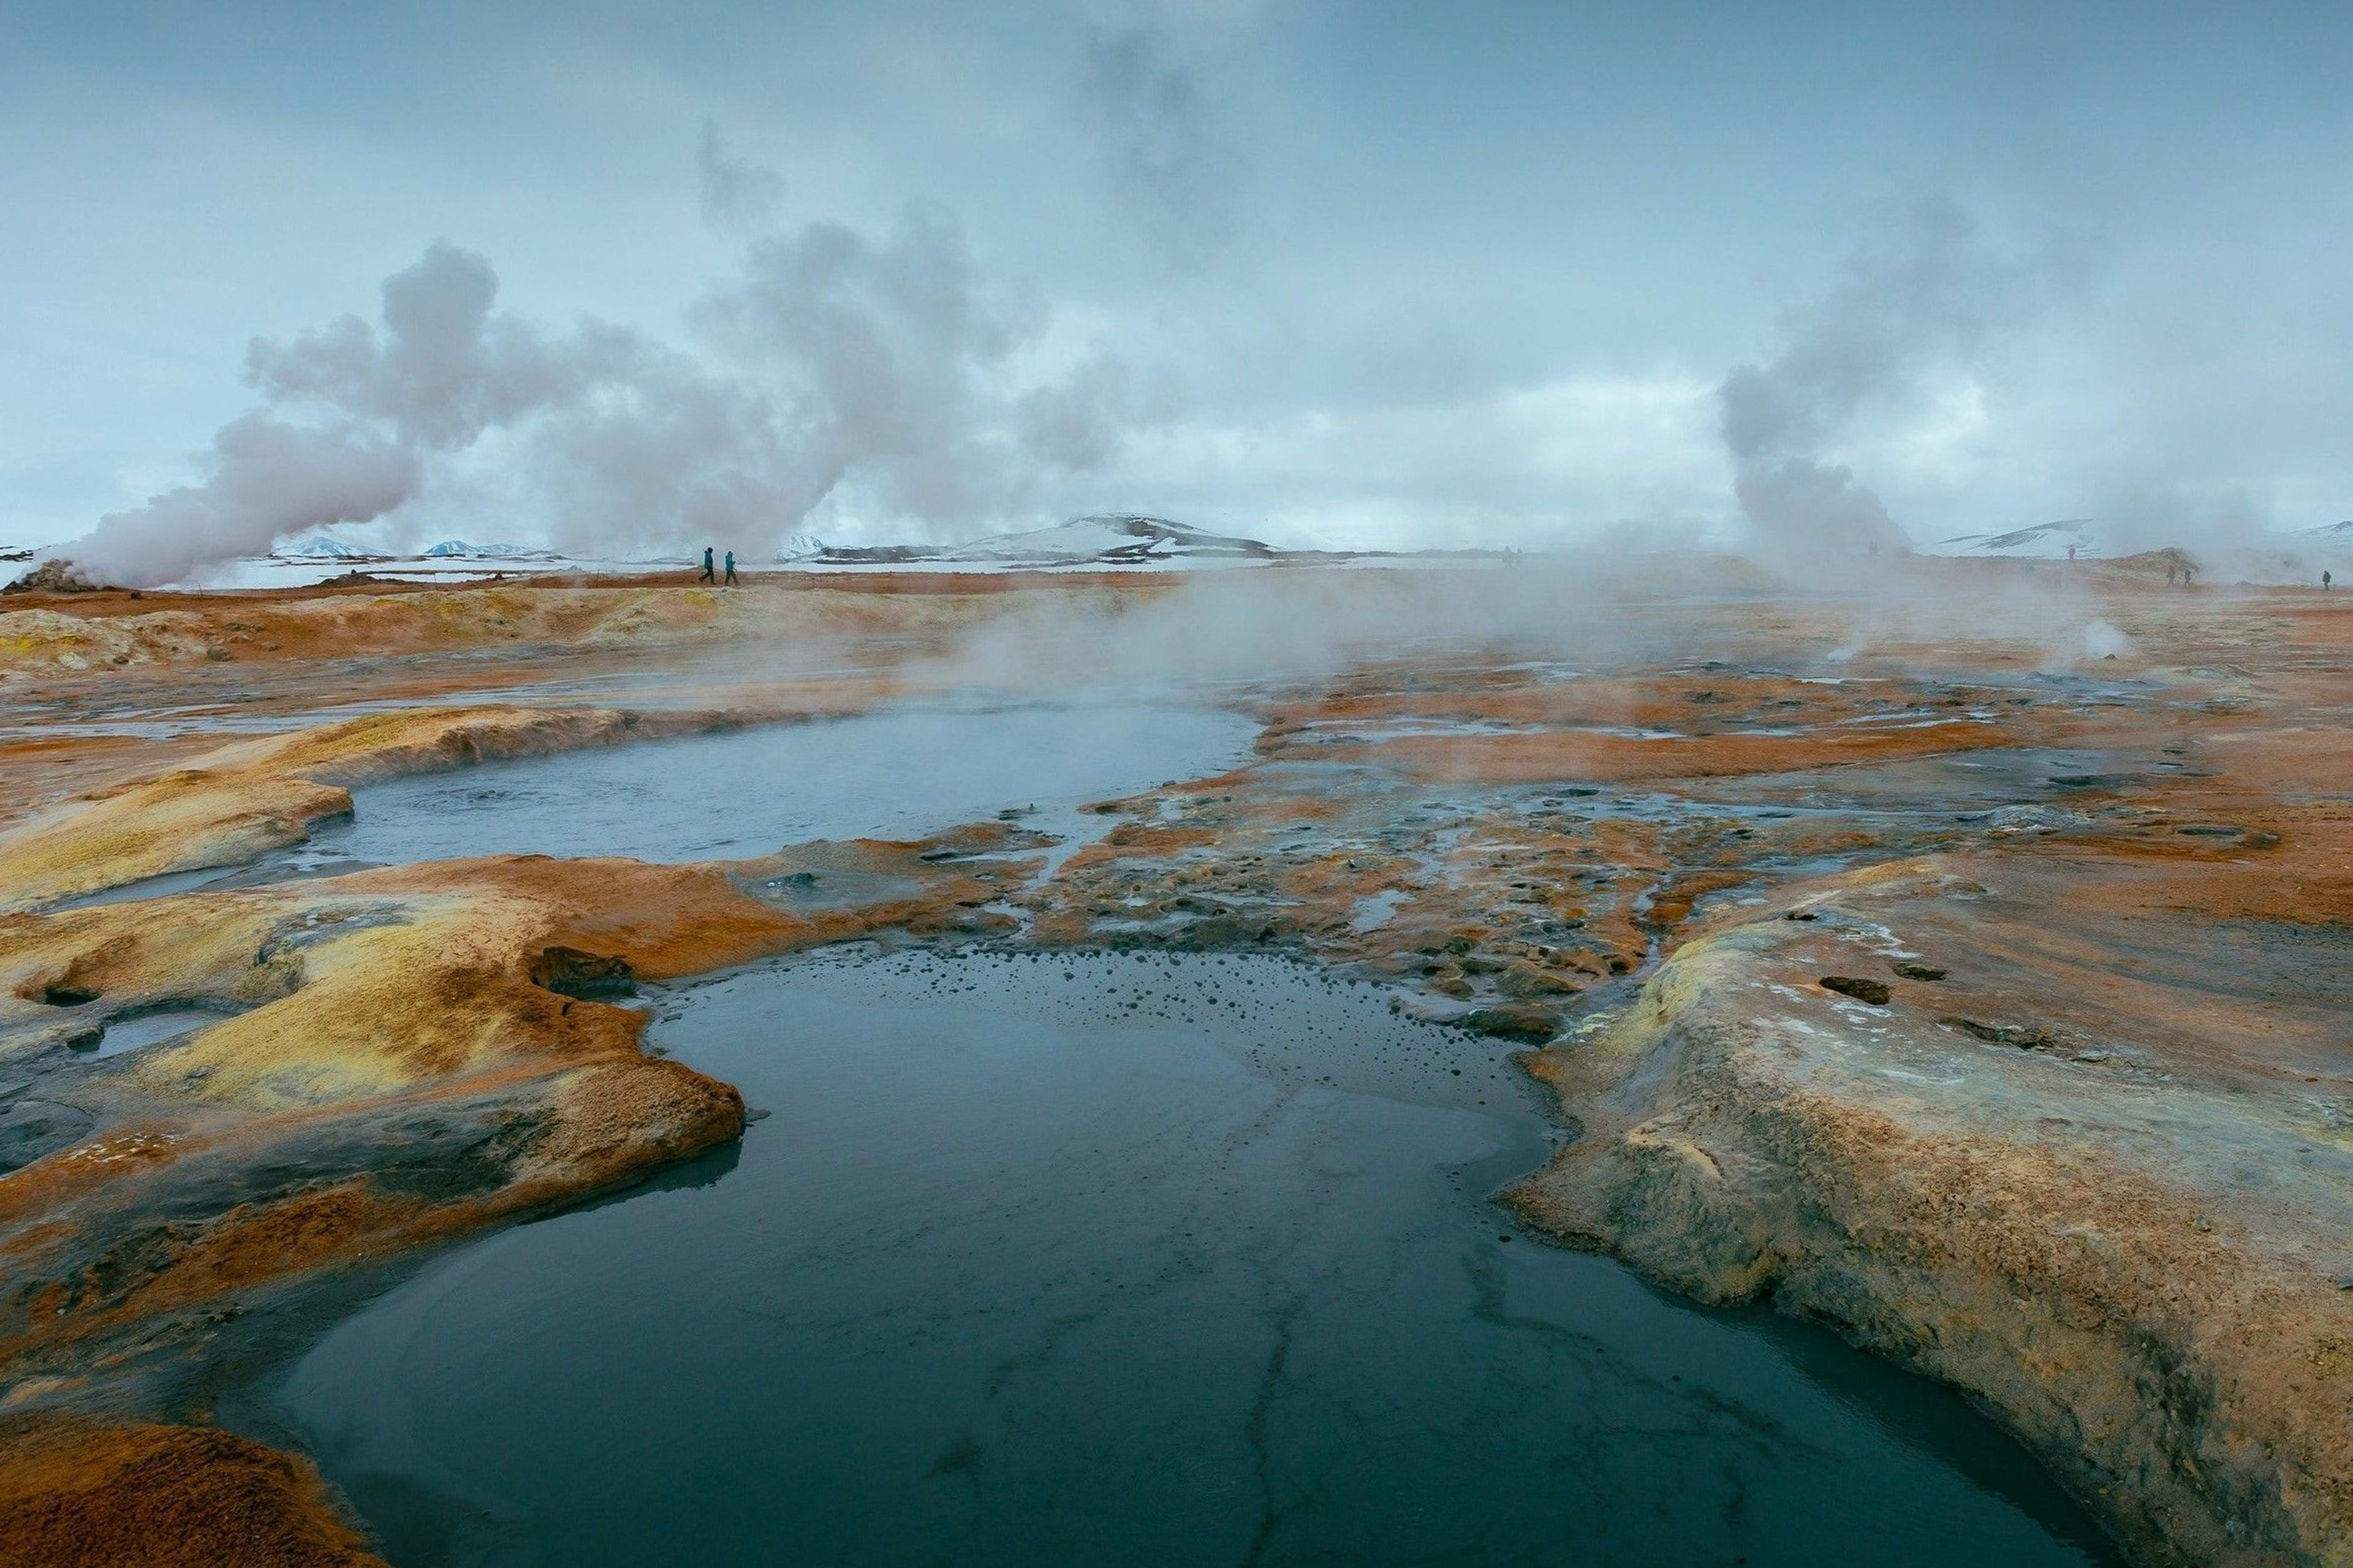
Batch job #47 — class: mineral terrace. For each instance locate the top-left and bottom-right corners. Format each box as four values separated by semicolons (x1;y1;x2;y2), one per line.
0;560;2346;1567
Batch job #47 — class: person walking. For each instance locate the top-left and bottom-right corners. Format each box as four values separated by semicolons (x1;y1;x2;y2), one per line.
2325;570;2333;591
724;550;739;586
699;547;716;583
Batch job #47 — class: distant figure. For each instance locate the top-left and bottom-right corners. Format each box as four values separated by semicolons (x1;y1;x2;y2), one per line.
2066;542;2077;562
2326;570;2333;591
699;547;715;583
724;550;739;586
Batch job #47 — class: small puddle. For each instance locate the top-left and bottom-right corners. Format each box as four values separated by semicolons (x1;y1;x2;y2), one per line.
235;950;2118;1567
81;1005;236;1059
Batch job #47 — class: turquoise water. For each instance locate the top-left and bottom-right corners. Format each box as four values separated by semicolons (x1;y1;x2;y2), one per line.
245;949;2118;1567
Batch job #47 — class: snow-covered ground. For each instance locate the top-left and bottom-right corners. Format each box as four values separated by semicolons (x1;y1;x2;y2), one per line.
1929;521;2101;559
1922;518;2353;581
19;510;2351;591
150;514;1303;588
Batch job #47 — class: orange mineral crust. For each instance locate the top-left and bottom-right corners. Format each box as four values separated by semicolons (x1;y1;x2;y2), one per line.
0;565;2350;1564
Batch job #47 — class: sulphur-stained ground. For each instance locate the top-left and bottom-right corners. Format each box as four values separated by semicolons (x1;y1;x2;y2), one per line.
0;559;2346;1567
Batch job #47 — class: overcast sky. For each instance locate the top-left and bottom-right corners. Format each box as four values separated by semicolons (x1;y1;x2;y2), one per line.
6;0;2351;557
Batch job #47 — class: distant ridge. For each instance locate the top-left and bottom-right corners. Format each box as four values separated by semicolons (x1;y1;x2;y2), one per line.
1933;520;2099;558
420;540;556;560
805;513;1273;569
272;536;376;561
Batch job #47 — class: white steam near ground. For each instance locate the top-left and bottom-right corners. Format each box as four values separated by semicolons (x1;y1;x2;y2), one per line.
903;547;2146;712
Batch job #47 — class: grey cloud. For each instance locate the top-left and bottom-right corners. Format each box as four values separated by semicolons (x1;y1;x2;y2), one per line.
697;121;786;232
1016;355;1135;471
1080;27;1240;271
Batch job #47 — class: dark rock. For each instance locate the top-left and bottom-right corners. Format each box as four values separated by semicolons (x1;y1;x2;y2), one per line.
528;945;636;999
1890;962;1947;981
0;1099;95;1173
2;559;106;594
1820;975;1892;1006
1460;1004;1560;1042
1942;1017;2061;1051
1499;963;1580;999
1784;911;1819;922
1168;914;1284;949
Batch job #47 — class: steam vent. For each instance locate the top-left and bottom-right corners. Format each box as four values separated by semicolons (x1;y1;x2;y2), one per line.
11;8;2353;1565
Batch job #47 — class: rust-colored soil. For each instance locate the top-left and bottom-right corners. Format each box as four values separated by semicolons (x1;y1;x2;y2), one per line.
0;1412;383;1567
2;565;2351;1566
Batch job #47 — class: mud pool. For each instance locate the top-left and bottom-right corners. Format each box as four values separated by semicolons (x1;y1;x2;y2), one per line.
235;950;2118;1567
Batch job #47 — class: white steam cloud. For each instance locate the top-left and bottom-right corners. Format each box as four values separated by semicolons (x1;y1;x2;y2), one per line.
59;191;1139;586
1719;199;2034;567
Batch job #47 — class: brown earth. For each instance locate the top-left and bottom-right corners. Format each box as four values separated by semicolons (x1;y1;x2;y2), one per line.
0;1411;383;1568
0;563;2347;1564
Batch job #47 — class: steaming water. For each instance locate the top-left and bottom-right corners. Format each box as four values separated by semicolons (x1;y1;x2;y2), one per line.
63;702;1260;907
318;702;1259;866
244;949;2116;1567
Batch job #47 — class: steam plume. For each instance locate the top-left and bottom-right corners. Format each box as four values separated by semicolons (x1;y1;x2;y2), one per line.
1718;199;2023;565
60;206;1137;586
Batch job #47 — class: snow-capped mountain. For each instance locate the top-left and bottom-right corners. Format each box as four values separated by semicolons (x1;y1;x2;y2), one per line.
420;540;555;560
1931;520;2101;558
271;535;376;561
941;515;1273;566
775;534;825;561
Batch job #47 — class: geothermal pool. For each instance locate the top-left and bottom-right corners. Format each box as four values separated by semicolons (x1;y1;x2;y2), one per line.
308;702;1262;866
67;701;1262;906
234;949;2118;1567
294;700;1262;869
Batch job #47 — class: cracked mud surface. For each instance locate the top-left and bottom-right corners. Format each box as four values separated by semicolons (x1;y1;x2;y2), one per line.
234;947;2113;1567
0;566;2348;1565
